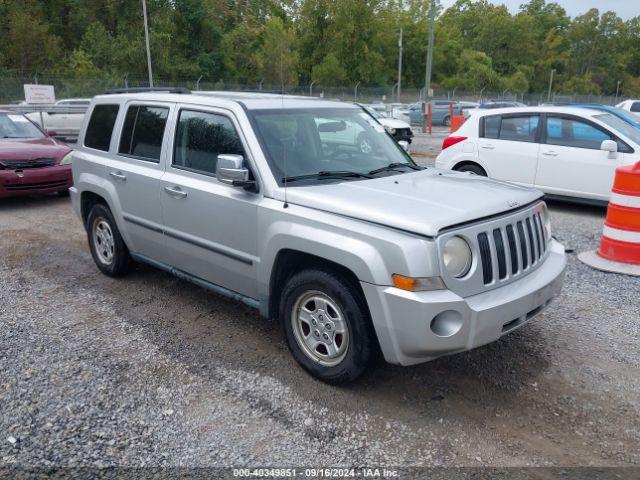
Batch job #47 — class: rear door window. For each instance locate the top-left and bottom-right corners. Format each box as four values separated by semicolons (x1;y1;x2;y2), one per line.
173;110;245;175
118;105;169;162
545;116;611;150
498;115;539;142
631;102;640;112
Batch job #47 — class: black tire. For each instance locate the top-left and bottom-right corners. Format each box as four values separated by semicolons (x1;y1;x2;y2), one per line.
443;115;451;127
280;269;375;384
86;203;132;277
456;163;487;176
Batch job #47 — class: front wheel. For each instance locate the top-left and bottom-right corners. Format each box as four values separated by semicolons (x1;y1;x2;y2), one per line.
280;269;375;384
443;116;451;127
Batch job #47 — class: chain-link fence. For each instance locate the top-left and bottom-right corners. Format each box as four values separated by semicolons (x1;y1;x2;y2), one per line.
0;74;630;106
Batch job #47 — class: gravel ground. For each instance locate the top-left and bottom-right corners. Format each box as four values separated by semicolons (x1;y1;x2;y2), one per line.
0;194;639;470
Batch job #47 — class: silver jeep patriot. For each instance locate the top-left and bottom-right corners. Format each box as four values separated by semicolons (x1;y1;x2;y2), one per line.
70;90;566;383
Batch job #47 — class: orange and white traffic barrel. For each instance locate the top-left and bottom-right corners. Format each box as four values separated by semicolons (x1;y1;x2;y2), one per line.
579;161;640;276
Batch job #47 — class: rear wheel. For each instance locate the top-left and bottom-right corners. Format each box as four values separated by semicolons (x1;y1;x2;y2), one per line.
455;163;487;176
280;269;375;384
87;203;132;277
443;115;451;127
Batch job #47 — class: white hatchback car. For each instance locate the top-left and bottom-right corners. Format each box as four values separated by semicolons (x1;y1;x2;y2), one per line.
436;106;640;203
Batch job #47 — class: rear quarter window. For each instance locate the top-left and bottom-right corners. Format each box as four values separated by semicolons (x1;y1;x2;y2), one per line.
481;115;500;139
84;104;120;151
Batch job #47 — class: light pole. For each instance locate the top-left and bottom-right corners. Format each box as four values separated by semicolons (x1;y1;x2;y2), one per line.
309;80;316;97
424;0;436;132
196;75;203;91
142;0;154;87
547;68;555;102
615;80;622;103
354;81;360;101
397;27;403;103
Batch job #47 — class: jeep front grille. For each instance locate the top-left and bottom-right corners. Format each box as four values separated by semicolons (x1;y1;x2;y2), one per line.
477;211;546;285
436;202;550;297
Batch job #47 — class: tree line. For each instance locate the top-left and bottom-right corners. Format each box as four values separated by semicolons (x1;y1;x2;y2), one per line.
1;0;639;96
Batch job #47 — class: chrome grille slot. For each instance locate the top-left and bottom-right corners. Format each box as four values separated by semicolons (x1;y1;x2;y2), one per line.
516;221;528;270
477;232;493;284
492;228;507;280
534;213;545;253
505;224;518;274
525;217;536;263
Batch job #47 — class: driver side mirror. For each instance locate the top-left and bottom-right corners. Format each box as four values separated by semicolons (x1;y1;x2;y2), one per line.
216;154;255;188
600;139;618;159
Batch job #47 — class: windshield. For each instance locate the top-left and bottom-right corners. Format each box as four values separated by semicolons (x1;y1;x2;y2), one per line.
249;108;415;185
0;113;44;139
595;113;640;145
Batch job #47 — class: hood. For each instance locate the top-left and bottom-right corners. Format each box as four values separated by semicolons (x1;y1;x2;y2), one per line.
379;117;411;129
0;137;70;161
282;169;543;237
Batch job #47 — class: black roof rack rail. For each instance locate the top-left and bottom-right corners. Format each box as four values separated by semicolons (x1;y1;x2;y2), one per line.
103;87;191;95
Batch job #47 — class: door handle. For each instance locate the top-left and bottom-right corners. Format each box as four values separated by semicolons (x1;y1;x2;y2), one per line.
481;144;494;150
542;151;558;157
109;171;127;181
164;186;187;198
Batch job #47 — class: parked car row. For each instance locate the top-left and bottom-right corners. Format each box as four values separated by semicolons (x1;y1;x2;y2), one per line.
5;89;640;384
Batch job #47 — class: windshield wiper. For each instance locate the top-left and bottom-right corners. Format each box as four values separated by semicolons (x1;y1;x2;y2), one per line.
283;170;374;183
368;162;424;175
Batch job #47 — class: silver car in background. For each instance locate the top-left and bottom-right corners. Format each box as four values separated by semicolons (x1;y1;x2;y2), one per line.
69;91;566;383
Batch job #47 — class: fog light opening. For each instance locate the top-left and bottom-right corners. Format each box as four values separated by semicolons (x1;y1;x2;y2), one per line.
430;310;464;337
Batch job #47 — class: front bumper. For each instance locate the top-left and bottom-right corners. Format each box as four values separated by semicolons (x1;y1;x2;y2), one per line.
362;239;566;366
0;165;72;198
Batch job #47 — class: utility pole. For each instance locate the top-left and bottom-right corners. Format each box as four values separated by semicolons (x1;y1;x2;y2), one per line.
397;27;403;103
615;80;622;103
547;68;555;102
424;0;436;131
142;0;154;87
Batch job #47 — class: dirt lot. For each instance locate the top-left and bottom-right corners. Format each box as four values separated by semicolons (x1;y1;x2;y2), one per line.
0;194;639;469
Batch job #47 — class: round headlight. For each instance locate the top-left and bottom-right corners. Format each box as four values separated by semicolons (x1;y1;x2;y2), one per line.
385;127;396;135
443;236;472;278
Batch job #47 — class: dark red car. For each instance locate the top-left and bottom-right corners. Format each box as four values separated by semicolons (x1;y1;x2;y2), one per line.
0;110;73;198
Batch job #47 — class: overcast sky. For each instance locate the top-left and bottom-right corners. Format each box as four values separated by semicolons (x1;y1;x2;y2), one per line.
439;0;638;20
